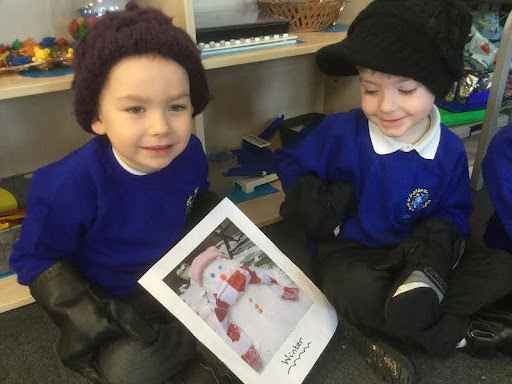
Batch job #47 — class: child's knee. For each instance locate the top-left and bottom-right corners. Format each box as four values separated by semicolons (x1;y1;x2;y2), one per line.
385;287;441;336
97;325;196;384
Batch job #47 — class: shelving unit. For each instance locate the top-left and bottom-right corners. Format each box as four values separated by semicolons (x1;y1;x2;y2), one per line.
0;32;345;101
0;275;34;314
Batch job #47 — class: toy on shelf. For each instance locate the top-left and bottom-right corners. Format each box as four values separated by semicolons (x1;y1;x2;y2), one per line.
0;37;74;73
68;0;128;41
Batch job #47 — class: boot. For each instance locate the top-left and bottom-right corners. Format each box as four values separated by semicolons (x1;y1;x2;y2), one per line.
339;318;417;384
466;310;512;356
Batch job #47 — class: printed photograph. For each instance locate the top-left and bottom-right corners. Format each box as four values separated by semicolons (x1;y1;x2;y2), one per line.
163;218;313;373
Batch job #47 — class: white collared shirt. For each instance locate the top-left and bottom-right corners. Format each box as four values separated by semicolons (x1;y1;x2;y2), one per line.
368;106;441;160
112;147;147;175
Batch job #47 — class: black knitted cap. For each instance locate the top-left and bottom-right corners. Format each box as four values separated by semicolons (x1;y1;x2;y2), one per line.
316;0;472;98
72;2;210;133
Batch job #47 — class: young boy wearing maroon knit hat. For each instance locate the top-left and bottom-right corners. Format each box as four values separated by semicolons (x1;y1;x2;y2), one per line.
10;3;236;384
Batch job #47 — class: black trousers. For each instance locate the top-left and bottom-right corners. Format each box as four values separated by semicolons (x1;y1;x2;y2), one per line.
317;241;512;356
95;291;198;384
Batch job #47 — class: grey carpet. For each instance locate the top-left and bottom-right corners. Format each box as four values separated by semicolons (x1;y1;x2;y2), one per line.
1;189;511;384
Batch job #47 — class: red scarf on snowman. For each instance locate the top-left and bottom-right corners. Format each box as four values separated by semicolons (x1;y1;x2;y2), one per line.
192;247;299;372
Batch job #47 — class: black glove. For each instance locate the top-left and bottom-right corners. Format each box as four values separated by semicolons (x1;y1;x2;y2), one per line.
30;261;157;382
183;190;221;235
373;218;465;280
279;174;357;242
376;219;466;335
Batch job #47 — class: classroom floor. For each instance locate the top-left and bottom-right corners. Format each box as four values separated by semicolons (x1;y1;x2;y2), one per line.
1;188;511;384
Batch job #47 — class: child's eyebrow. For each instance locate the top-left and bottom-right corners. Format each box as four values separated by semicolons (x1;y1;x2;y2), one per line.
116;95;151;103
116;93;191;103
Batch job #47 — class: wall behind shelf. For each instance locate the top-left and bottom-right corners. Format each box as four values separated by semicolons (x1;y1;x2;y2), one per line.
203;55;325;152
0;91;92;178
1;0;82;44
193;0;256;12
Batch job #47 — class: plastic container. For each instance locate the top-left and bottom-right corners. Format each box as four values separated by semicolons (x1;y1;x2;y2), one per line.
0;225;21;277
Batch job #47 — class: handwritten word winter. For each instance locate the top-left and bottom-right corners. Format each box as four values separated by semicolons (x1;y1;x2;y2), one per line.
281;338;311;374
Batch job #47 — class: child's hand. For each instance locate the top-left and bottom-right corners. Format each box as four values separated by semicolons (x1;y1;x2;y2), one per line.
372;240;424;272
279;174;357;242
29;261;157;379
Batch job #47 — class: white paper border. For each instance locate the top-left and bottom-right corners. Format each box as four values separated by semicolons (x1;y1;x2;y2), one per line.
139;198;338;384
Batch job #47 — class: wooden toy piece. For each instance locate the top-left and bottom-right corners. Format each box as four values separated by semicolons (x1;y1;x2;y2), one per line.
236;173;279;193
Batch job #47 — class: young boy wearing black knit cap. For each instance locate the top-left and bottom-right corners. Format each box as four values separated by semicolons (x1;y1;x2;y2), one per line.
276;0;512;382
10;3;235;384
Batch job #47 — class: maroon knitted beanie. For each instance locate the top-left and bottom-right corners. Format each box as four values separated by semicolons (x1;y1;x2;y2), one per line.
72;1;210;133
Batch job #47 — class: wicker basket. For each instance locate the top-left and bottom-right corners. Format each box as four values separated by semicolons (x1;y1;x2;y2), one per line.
257;0;344;32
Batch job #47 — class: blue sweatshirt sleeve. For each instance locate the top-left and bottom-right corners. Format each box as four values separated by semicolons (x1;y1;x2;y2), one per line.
274;113;356;192
429;140;473;237
482;126;512;241
9;169;97;285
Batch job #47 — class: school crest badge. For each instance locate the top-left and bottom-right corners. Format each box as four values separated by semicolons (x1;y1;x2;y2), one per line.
186;187;199;214
407;188;431;212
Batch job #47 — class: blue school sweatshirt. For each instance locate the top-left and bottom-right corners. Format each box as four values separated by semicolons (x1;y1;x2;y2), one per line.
10;135;208;297
483;124;512;254
275;109;472;247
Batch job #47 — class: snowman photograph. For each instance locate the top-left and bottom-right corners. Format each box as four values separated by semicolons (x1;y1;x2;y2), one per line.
139;198;337;384
170;222;313;372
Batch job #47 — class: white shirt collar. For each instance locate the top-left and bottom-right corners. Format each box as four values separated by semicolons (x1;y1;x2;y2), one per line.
368;106;441;160
112;147;147;176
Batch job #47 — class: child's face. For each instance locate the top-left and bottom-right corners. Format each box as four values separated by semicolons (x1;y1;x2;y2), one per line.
358;68;435;144
91;54;193;174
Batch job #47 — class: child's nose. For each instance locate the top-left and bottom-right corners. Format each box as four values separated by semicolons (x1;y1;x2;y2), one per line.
148;111;170;136
379;92;397;113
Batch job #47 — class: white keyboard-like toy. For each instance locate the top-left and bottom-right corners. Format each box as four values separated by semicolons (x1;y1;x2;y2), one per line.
199;33;298;58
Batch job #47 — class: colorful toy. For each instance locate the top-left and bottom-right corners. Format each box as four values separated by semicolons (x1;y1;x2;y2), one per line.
0;36;74;73
68;1;126;41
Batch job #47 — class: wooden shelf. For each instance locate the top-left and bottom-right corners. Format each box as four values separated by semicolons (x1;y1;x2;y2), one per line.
0;73;73;101
0;274;34;314
202;31;347;70
0;31;346;101
0;181;284;314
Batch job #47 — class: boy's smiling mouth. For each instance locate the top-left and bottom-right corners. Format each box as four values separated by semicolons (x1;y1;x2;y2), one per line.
141;144;174;155
380;118;404;128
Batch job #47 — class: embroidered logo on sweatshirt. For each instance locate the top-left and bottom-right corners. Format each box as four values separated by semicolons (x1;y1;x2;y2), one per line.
186;187;199;214
407;188;431;211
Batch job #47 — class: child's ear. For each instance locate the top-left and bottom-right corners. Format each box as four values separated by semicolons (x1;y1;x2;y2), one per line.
91;118;106;135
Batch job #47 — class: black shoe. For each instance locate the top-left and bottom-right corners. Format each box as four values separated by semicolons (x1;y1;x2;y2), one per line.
466;310;512;357
339;319;417;384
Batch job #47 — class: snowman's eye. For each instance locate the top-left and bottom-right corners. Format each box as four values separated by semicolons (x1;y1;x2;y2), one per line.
218;265;223;270
210;273;215;278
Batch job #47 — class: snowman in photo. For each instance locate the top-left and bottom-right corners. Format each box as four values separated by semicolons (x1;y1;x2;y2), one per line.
182;246;313;372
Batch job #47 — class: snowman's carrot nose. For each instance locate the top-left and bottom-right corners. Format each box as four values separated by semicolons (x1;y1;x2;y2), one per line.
220;273;227;281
